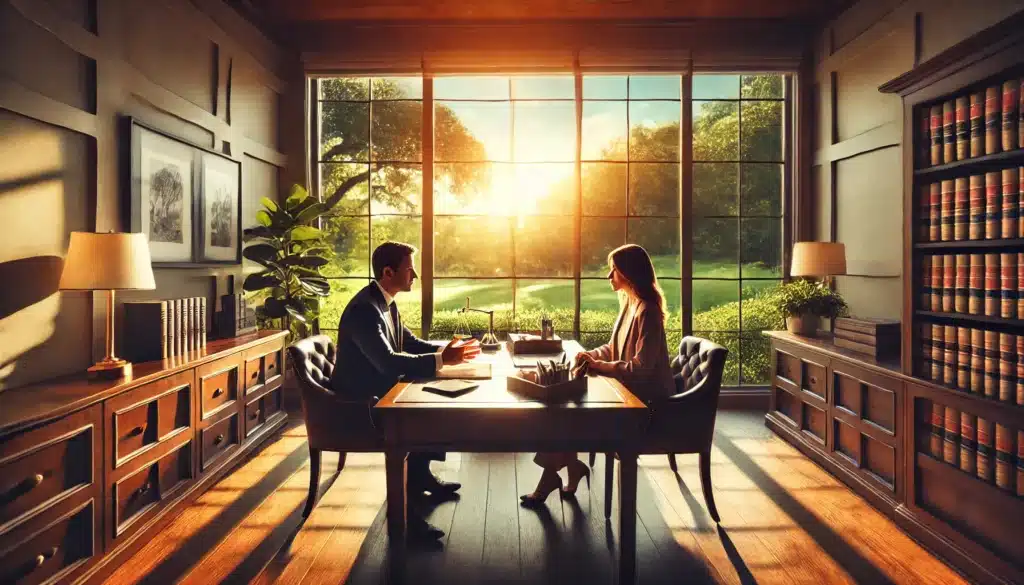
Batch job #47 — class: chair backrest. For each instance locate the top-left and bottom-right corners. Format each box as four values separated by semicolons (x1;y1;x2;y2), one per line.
288;335;336;396
672;336;728;397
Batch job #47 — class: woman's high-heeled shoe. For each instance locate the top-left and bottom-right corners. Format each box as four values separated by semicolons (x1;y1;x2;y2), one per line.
520;470;563;508
562;460;591;496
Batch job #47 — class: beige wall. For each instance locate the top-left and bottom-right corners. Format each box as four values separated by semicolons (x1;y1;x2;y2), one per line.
0;0;296;390
810;0;1024;320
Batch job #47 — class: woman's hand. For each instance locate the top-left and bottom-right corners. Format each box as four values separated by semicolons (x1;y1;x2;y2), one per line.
573;352;595;368
587;360;612;375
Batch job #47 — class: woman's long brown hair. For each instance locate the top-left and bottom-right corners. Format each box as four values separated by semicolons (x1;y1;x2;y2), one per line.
608;244;667;321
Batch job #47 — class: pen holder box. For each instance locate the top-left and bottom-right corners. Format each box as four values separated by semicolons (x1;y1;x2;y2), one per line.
507;374;587;403
508;333;563;355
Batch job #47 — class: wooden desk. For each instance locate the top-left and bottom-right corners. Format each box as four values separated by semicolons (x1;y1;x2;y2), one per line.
375;341;649;584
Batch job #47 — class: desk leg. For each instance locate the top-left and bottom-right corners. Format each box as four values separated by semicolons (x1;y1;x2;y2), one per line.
618;452;637;585
385;449;408;547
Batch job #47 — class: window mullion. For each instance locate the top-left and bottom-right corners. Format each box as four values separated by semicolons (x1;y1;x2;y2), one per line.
422;75;434;338
573;59;582;341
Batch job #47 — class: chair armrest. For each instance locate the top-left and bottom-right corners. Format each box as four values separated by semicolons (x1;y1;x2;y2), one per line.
666;374;716;404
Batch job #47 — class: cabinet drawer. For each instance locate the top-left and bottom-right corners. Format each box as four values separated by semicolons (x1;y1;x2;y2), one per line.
775;349;801;385
113;399;157;465
0;409;97;531
201;413;239;471
244;387;284;439
264;350;281;383
199;365;238;421
244;356;262;391
263;387;283;420
243;344;284;396
113;442;192;538
0;499;95;585
803;360;827;399
106;370;193;469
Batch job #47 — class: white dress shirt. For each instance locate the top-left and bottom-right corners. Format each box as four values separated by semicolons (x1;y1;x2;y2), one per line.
373;280;443;371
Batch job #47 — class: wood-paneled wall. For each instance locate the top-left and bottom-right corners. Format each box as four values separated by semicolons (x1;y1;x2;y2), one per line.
0;0;298;391
810;0;1024;319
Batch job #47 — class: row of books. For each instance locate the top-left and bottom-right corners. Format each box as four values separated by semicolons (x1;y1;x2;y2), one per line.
921;253;1024;318
919;78;1023;167
918;168;1022;242
123;297;207;363
927;401;1023;496
920;323;1024;404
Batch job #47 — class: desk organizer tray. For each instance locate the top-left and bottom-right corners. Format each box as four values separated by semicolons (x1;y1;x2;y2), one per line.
508;333;563;355
507;374;587;403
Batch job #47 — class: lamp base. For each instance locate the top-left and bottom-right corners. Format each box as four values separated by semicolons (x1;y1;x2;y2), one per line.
87;357;132;380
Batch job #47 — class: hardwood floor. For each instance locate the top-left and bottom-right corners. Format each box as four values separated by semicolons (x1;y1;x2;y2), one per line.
103;411;968;585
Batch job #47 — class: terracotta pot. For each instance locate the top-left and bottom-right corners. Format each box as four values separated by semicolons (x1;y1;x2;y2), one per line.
785;315;817;336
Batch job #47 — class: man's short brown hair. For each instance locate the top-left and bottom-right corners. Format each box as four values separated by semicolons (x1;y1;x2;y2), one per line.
372;241;417;280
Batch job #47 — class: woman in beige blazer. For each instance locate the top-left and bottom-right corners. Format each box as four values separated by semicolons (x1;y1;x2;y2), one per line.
520;244;675;507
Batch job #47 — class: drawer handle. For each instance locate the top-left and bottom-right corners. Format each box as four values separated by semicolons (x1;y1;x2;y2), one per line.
251;371;259;379
268;362;275;370
809;376;818;385
0;473;45;505
133;482;151;500
127;425;145;437
34;546;58;568
213;388;224;398
250;409;261;420
214;434;225;446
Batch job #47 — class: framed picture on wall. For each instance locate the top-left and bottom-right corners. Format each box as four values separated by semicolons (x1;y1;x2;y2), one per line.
127;119;198;264
124;117;243;266
198;151;242;263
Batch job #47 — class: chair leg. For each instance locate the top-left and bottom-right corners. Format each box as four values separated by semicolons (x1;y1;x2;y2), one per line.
589;452;596;468
337;452;347;473
668;453;678;471
604;453;615;520
303;447;322;518
699;448;720;523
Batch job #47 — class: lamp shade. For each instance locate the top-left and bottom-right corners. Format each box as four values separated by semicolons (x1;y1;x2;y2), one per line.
790;241;847;277
59;232;156;290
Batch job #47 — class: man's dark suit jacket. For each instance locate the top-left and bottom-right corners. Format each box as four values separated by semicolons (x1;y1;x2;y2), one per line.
330;282;441;401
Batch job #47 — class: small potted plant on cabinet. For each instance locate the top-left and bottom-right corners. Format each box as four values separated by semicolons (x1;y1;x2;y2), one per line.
773;279;849;336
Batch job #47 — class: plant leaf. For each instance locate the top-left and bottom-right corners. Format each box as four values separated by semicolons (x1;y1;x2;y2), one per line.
242;244;278;264
263;297;288;318
260;197;279;213
243;272;282;291
285;185;309;210
255;210;273;227
280;255;329;268
294;202;327;225
289;225;323;241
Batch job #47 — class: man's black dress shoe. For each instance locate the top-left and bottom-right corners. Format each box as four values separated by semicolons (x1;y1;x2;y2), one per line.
408;517;445;541
410;474;462;496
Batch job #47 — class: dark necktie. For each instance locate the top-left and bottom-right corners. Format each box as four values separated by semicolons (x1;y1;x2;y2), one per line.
389;301;402;351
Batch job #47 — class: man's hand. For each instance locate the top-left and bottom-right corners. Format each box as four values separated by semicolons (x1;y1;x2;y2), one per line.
441;337;482;365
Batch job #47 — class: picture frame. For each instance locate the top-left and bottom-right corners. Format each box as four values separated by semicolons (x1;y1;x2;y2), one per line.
125;117;242;266
198;151;242;264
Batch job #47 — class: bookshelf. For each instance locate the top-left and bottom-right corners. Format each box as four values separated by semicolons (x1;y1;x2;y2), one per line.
879;13;1024;585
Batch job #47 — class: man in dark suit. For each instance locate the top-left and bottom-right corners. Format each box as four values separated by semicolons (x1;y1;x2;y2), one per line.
331;241;480;542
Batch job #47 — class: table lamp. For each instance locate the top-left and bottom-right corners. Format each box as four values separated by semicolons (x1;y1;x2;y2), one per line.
790;241;847;286
59;232;156;379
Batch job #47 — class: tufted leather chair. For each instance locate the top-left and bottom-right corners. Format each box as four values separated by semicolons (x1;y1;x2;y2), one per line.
289;335;384;518
593;336;728;523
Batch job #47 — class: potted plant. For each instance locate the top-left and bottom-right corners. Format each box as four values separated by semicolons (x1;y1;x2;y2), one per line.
242;185;338;339
772;279;849;336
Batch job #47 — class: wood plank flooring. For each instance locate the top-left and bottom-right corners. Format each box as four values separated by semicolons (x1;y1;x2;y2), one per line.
104;412;969;585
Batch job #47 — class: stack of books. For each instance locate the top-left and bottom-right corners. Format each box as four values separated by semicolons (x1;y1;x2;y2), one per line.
833;317;900;360
122;297;207;363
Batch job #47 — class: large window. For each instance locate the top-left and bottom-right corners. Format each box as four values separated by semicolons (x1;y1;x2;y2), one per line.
314;73;787;386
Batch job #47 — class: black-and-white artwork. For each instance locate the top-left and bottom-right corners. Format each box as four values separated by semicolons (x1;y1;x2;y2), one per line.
199;153;241;263
133;125;194;263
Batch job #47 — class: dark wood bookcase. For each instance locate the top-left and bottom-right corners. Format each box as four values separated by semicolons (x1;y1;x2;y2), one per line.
879;11;1024;585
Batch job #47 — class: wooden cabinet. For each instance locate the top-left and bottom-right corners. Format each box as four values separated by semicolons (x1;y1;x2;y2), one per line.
0;331;288;585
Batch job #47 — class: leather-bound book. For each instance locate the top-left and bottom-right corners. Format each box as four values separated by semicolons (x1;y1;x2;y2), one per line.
968;175;985;240
1020;167;1024;237
984;329;999;399
957;327;971;390
930;401;944;458
970;91;985;157
954;177;969;241
1001;252;1018;319
954;254;969;313
932;324;945;382
943;405;960;466
971;328;985;395
122;301;168;363
940;179;955;241
955;95;970;161
1018;430;1024;497
920;106;932;167
1019;253;1024;318
173;298;183;357
928;182;942;241
977;417;994;483
931;254;944;311
985;253;1000;317
960;412;977;475
921;255;932;310
1018;335;1024;405
931;104;944;165
986;85;1002;155
1002;168;1019;240
944;324;957;387
942;254;955;313
920;322;933;379
200;297;207;347
1003;79;1019;152
1020;79;1024;149
920;184;931;241
985;171;1002;239
943;100;956;162
995;424;1015;492
1000;333;1016;403
969;253;984;315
